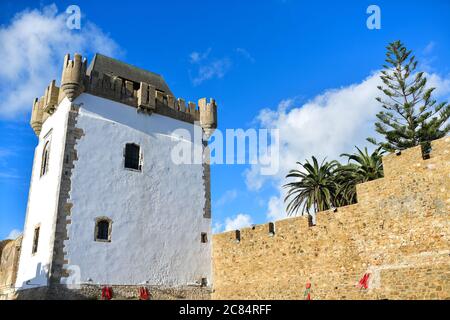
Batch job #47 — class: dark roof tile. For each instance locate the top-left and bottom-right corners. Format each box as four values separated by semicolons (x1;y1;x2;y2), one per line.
86;53;174;96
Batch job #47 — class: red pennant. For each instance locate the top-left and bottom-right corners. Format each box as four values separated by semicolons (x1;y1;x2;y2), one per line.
101;286;113;300
139;287;150;300
358;273;370;289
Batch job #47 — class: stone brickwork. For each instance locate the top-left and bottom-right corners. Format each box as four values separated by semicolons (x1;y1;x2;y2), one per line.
212;137;450;300
49;104;84;286
30;53;218;136
15;284;211;300
203;144;212;219
0;237;22;300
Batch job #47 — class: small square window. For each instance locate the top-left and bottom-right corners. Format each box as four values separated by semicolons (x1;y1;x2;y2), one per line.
95;218;112;242
201;232;208;243
124;143;141;171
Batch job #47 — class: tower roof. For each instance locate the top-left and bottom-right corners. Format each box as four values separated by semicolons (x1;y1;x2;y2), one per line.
30;53;217;135
86;53;174;96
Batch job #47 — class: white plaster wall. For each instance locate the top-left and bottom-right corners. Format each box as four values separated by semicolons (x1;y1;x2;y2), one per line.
15;99;72;290
63;93;211;286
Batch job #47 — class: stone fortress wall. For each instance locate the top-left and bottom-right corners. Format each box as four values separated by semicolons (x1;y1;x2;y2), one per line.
1;138;449;300
1;50;449;299
212;137;450;300
0;237;22;300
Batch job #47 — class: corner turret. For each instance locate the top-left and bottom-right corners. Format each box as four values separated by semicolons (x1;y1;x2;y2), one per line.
198;98;218;138
43;80;60;114
30;97;44;135
61;53;87;101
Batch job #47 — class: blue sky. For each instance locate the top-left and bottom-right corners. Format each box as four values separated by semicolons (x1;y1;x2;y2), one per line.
1;0;450;238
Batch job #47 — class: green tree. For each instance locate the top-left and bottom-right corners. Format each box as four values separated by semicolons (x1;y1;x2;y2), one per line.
284;147;385;216
283;156;338;216
368;40;450;152
333;163;359;207
335;146;385;205
341;146;385;182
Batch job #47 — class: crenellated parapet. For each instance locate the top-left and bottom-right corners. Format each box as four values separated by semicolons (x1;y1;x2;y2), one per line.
199;98;218;138
43;80;60;114
212;137;450;300
61;53;87;101
30;80;61;136
85;73;214;127
30;53;218;137
30;97;44;135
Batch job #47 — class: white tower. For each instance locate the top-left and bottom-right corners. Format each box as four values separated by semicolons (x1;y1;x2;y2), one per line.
14;53;217;299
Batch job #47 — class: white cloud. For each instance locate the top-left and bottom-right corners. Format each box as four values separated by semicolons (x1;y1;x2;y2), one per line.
192;58;231;86
0;4;121;119
189;48;231;85
427;72;450;98
189;47;254;85
214;189;238;207
423;41;435;55
420;42;438;73
235;48;255;63
6;229;22;240
224;213;253;231
212;222;223;234
244;166;267;191
0;148;14;160
246;70;450;221
0;148;20;180
0;172;20;180
189;48;211;64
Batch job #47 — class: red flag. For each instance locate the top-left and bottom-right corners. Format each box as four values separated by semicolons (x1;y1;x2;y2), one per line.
358;273;370;289
304;282;312;300
101;286;113;300
139;287;150;300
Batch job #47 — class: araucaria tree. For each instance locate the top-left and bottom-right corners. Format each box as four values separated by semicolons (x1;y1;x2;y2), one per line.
368;40;450;152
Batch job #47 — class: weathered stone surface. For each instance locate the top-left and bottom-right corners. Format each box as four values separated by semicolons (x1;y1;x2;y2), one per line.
15;284;211;300
212;137;450;300
61;54;86;102
31;53;218;136
0;237;22;300
49;104;84;286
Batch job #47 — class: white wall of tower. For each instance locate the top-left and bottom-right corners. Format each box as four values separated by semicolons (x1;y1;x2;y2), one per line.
16;92;211;289
63;93;211;286
15;99;72;289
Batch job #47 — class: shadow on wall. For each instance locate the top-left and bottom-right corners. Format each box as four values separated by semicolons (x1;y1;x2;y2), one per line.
18;262;49;289
15;263;90;300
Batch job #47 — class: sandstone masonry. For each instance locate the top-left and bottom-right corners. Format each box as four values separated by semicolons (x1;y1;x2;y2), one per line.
212;137;450;300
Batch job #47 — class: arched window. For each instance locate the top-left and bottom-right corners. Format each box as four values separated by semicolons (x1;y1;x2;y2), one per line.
124;143;141;171
201;232;208;243
95;218;112;242
40;141;50;177
32;226;40;254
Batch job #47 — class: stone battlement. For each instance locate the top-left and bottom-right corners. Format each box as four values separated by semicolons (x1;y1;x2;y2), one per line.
212;137;450;300
30;53;218;136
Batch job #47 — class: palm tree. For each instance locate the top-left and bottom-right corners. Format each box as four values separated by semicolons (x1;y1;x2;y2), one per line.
340;146;385;182
335;146;385;203
333;163;359;206
283;156;339;216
